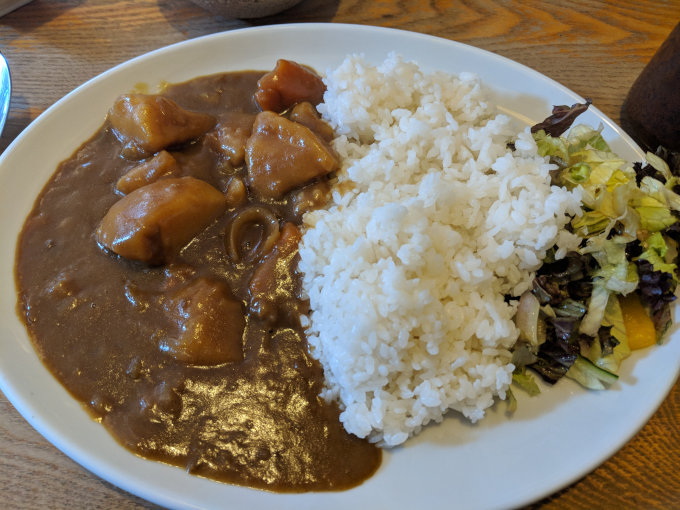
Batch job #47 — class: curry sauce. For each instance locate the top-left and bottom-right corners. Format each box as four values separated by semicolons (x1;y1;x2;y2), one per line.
15;68;380;491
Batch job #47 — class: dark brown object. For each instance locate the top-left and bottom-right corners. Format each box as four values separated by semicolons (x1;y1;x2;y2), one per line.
188;0;302;19
621;22;680;153
531;100;592;137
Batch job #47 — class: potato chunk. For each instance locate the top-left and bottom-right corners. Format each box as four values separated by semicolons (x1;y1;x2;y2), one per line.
108;94;215;156
245;112;338;199
254;59;325;113
97;177;227;264
116;150;180;194
161;278;245;365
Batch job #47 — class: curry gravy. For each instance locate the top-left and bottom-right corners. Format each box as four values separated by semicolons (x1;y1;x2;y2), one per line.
15;71;381;491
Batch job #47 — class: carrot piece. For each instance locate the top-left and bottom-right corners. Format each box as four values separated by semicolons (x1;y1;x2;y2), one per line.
620;293;656;350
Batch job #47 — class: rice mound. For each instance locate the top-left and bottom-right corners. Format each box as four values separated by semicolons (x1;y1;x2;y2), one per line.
298;54;583;447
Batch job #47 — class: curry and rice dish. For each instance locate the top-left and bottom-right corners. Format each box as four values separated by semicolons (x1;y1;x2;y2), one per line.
15;53;677;491
14;61;381;491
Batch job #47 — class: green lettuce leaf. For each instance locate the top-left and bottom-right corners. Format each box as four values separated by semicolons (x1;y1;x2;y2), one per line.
512;368;541;396
634;202;677;232
565;355;619;390
637;232;678;279
534;129;569;161
566;124;610;152
584;238;639;295
581;293;631;374
645;151;673;182
639;176;680;212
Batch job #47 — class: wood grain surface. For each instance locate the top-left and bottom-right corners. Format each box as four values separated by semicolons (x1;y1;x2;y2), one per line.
1;1;679;508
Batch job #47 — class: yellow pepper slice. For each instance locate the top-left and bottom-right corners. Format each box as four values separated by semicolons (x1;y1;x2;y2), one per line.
619;293;656;350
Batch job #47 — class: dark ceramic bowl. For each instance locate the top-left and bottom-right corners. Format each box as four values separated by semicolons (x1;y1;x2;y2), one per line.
189;0;303;19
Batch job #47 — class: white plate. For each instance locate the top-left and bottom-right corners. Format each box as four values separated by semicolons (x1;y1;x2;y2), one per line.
1;23;678;510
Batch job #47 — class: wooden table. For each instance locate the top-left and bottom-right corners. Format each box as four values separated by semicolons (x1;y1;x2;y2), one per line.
1;1;678;508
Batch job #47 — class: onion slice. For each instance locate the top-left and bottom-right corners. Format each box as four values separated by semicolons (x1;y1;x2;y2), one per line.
516;291;546;348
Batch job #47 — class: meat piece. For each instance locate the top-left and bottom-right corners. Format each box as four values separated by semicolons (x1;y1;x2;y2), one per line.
248;222;302;323
288;102;335;142
290;180;331;219
254;60;326;113
160;278;245;365
97;177;227;264
245;111;338;199
116;150;180;194
207;112;256;167
108;93;215;156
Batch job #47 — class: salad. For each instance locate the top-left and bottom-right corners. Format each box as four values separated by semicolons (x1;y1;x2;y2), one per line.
511;102;679;397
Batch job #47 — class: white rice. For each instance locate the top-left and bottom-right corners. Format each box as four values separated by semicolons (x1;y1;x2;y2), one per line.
298;54;583;447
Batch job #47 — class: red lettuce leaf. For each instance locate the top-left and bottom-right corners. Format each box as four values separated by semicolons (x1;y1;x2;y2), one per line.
531;99;592;137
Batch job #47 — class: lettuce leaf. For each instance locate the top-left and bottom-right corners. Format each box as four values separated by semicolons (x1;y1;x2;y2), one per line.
523;121;677;392
646;151;673;182
565;356;618;390
566;124;610;152
512;368;541;396
579;281;611;337
583;238;639;295
580;293;631;374
637;232;678;277
534;129;569;161
530;100;592;138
